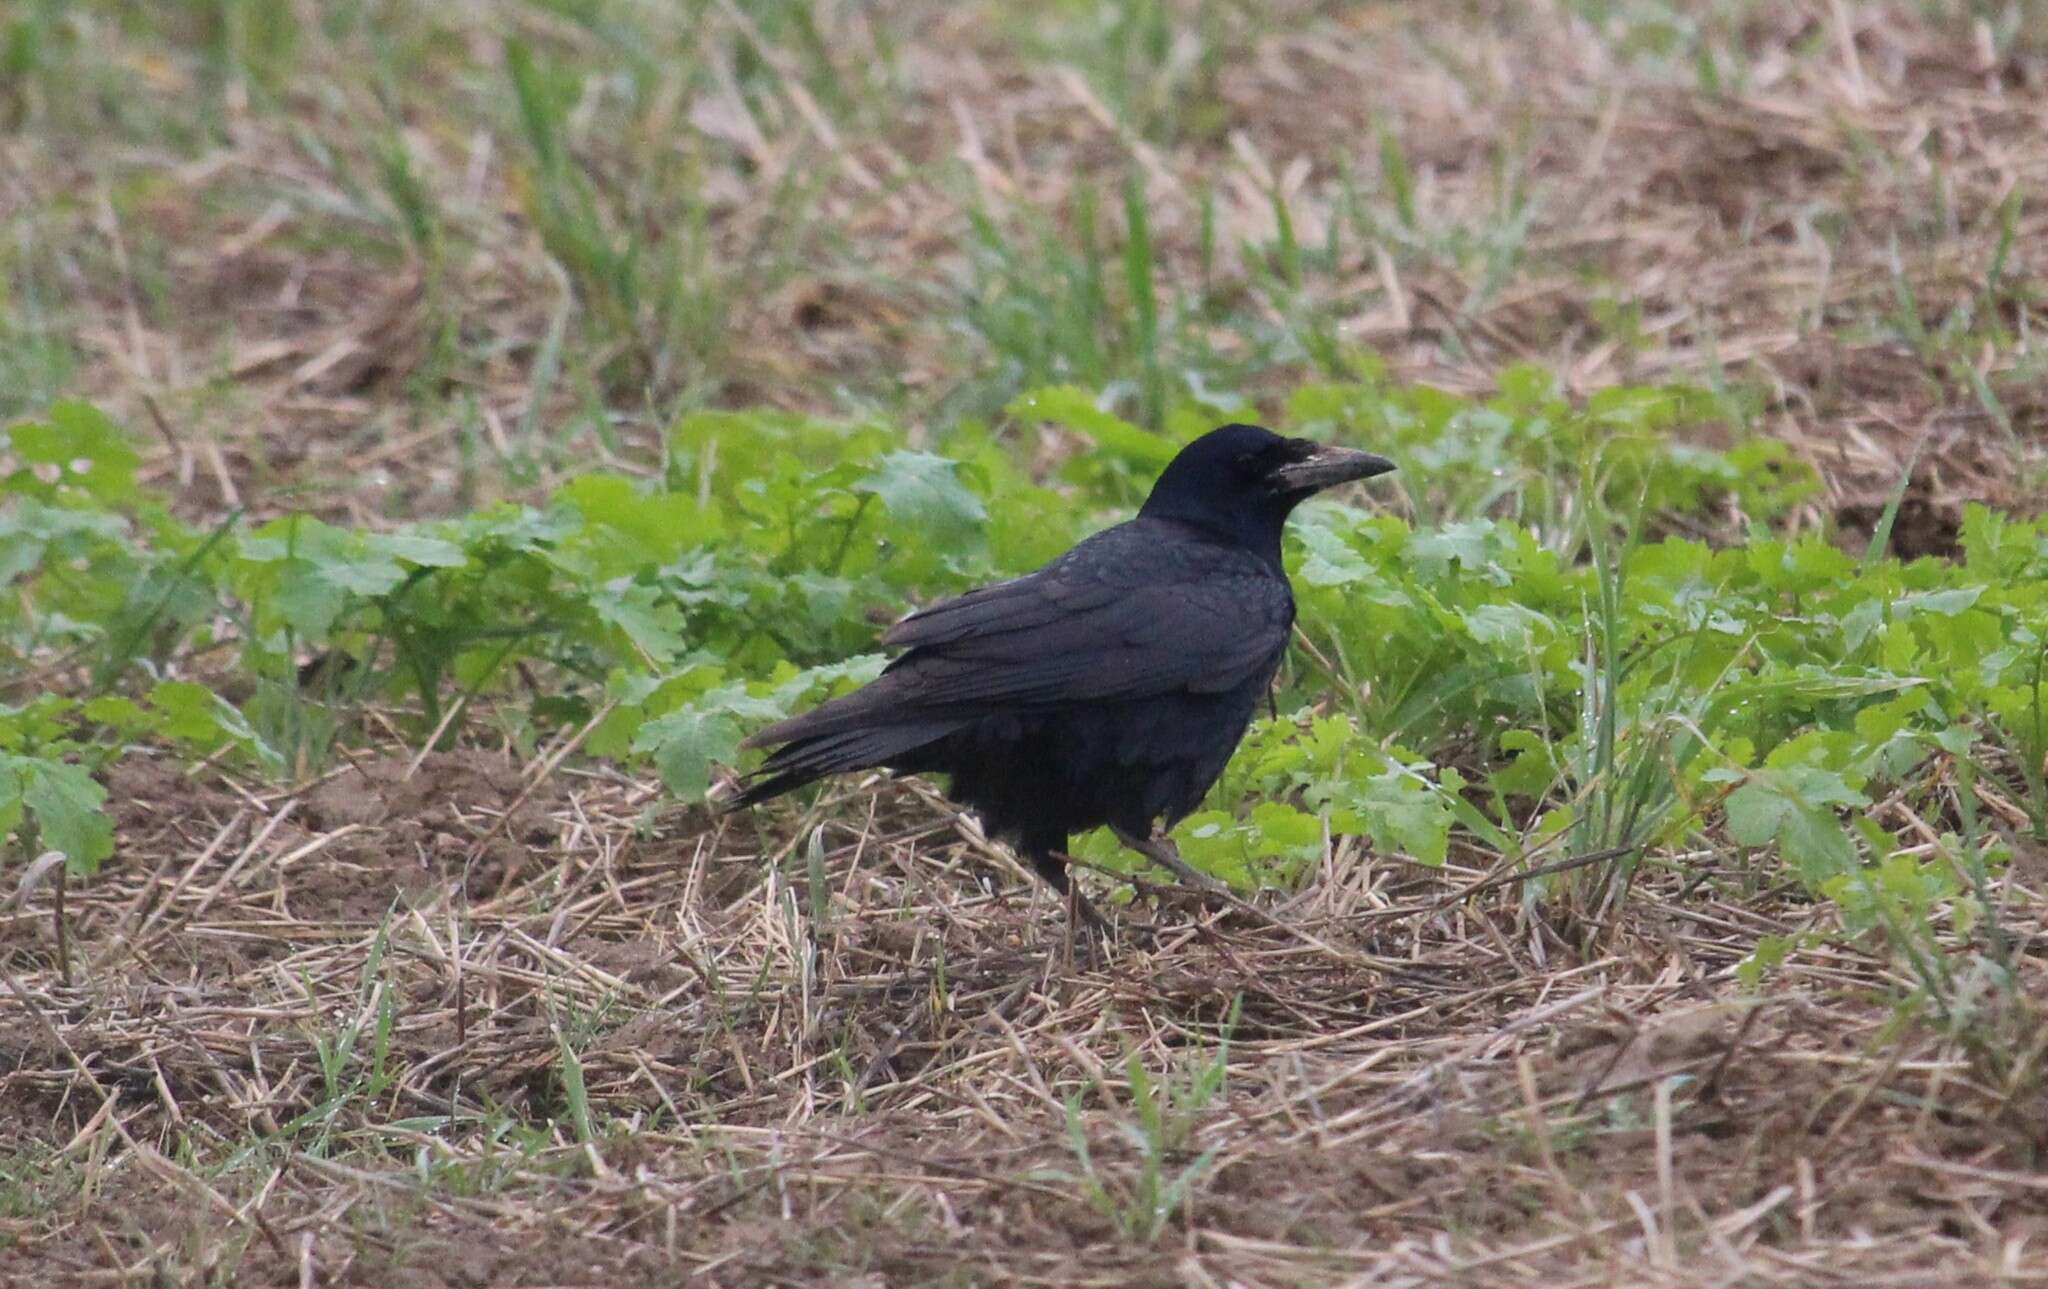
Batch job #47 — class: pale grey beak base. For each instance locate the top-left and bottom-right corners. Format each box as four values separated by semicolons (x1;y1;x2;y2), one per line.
1270;446;1397;494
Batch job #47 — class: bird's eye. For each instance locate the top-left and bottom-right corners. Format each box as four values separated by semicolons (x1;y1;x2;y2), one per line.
1233;451;1264;478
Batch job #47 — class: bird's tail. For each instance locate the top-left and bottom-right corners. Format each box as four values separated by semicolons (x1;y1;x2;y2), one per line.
721;698;963;811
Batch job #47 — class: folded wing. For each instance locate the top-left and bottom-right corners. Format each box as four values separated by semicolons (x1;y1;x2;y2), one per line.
731;523;1293;804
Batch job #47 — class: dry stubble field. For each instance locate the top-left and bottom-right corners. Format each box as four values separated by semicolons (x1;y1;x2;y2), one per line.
5;1;2048;1285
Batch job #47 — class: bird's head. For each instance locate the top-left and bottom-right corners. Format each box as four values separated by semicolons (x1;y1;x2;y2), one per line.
1138;423;1395;561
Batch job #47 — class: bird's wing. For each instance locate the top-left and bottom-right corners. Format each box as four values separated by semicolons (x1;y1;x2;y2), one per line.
876;539;1292;709
742;522;1292;752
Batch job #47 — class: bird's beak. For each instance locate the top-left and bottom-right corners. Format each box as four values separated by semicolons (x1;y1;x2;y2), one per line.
1268;445;1396;495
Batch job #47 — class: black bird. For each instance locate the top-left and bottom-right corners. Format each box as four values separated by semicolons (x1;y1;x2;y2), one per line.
727;424;1394;922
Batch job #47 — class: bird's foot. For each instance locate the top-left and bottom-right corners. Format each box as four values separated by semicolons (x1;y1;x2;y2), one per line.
1069;881;1112;934
1053;881;1117;972
1112;827;1228;894
1044;878;1172;972
1064;881;1097;971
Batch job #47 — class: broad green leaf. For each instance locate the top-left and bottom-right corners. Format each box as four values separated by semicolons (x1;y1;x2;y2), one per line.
1494;729;1559;797
149;680;284;774
1331;756;1453;865
271;569;350;640
1294;519;1372;587
3;754;114;875
559;473;720;565
7;401;140;505
1725;768;1865;887
1007;386;1177;465
1894;587;1982;617
633;683;789;799
1460;602;1555;649
856;451;987;547
592;581;688;663
368;532;468;568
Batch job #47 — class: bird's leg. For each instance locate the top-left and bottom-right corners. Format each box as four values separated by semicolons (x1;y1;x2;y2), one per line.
1021;848;1107;930
1050;878;1111;973
1023;848;1109;973
1112;826;1226;893
1062;882;1079;974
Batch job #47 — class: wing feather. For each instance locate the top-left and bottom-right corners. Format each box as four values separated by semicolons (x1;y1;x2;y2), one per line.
869;521;1293;713
733;517;1295;807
